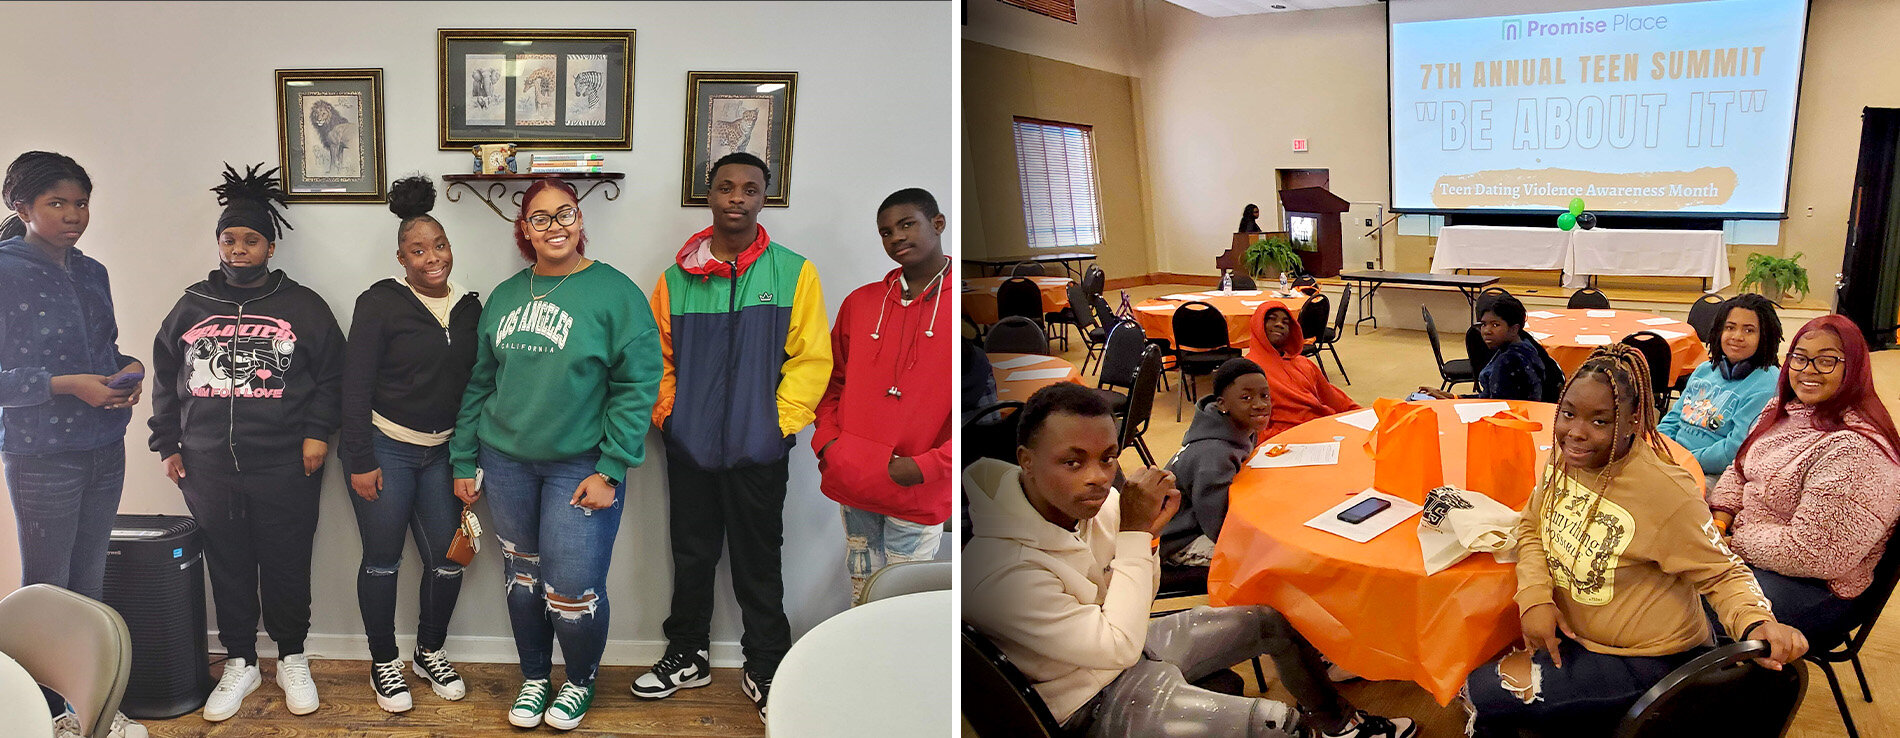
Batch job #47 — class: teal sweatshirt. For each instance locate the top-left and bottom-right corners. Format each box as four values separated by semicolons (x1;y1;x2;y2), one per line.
1656;360;1779;475
450;262;661;481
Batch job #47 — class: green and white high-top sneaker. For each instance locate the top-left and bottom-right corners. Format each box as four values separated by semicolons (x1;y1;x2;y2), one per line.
509;679;552;728
544;682;596;730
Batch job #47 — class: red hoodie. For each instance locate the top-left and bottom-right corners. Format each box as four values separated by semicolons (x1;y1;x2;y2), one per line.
811;266;953;525
1244;303;1360;440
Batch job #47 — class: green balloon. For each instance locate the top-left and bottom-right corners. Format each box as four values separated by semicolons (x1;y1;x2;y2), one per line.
1557;212;1578;231
1568;198;1586;215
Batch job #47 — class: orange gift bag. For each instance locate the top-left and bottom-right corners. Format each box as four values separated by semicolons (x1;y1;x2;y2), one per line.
1465;409;1543;511
1362;399;1442;503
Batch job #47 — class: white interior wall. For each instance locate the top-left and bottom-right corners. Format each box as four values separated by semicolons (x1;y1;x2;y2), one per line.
0;0;950;667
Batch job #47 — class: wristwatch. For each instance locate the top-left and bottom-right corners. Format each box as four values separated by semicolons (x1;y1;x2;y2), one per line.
599;472;621;488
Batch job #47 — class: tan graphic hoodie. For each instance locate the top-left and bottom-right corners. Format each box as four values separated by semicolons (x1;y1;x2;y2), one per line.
1514;441;1776;656
962;458;1160;722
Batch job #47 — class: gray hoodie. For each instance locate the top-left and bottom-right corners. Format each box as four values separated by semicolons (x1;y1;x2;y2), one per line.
1160;395;1257;561
961;458;1160;721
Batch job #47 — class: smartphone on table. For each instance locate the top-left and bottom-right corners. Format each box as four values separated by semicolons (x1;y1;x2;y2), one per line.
1337;497;1392;524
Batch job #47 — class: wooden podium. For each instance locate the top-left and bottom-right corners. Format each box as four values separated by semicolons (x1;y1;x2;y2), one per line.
1280;186;1350;278
1216;231;1285;274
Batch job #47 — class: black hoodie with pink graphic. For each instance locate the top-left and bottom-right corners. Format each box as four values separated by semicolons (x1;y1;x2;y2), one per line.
148;269;344;472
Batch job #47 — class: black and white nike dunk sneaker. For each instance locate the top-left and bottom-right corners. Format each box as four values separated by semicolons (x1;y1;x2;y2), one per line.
630;648;712;699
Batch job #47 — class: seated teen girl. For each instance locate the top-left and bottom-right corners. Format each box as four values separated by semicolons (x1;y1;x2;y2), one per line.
1657;294;1782;476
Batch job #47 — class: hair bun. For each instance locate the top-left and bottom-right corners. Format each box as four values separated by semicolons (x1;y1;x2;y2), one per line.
388;175;436;220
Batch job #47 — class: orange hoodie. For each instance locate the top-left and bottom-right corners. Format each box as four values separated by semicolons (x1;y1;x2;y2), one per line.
1243;304;1360;440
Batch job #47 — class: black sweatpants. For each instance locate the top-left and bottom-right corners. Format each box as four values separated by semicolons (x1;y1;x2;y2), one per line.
179;453;322;663
660;447;791;675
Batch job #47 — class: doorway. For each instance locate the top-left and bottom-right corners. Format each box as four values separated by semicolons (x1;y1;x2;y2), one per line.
1841;107;1900;348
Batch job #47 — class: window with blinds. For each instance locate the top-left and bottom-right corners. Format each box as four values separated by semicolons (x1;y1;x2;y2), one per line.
1012;117;1103;250
998;0;1077;23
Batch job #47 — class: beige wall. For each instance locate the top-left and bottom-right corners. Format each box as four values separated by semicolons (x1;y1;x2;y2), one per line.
1137;1;1391;275
963;40;1155;280
963;0;1142;78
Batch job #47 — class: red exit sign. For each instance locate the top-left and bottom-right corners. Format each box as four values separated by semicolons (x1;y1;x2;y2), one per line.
1291;138;1308;152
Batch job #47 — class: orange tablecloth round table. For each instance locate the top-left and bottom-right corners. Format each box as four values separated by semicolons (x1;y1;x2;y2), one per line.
989;353;1082;401
963;276;1072;325
1525;309;1706;384
1208;399;1704;705
1133;291;1305;348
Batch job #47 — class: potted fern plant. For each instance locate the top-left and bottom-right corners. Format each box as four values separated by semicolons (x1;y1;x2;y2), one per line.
1738;251;1809;302
1242;234;1304;281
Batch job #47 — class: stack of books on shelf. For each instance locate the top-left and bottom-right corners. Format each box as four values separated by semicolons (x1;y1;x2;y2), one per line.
528;153;606;174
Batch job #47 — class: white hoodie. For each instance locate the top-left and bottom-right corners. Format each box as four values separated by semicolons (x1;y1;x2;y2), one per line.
961;458;1161;721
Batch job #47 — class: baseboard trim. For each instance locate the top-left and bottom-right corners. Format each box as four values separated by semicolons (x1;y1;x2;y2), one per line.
209;631;749;669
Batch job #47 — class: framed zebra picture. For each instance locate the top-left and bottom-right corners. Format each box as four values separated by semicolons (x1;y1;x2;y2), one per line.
436;29;635;149
275;68;386;203
681;71;798;207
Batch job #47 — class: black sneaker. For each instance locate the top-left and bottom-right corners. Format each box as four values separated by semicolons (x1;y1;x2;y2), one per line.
741;668;772;723
370;659;412;713
412;647;467;701
1310;711;1417;738
630;648;711;699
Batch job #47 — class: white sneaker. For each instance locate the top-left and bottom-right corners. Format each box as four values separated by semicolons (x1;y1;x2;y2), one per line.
370;659;412;713
107;712;147;738
276;653;320;715
1258;699;1301;736
203;657;261;722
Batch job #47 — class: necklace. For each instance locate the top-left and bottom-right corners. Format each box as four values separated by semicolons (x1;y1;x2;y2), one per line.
530;259;584;300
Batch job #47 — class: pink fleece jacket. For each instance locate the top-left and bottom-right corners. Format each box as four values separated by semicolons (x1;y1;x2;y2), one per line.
1710;403;1900;599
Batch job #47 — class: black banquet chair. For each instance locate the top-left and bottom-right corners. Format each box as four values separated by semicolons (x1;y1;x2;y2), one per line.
963;623;1068;738
1686;292;1727;344
1423;305;1477;393
1619;331;1674;411
1613;640;1805;738
1568;286;1612;309
996;277;1047;327
1803;532;1900;738
1169;301;1241;421
1117;346;1163;467
984;316;1050;356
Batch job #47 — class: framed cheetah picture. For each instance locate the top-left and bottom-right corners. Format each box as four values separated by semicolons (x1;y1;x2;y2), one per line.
274;68;386;203
436;29;635;149
681;71;797;207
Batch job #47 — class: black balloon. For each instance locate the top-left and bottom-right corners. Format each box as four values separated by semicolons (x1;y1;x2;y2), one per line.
1577;212;1597;230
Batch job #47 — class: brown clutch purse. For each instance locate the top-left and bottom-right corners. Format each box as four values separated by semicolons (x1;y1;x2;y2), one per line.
447;504;482;566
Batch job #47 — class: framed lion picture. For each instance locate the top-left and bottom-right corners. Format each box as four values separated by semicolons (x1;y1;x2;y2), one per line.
274;68;387;203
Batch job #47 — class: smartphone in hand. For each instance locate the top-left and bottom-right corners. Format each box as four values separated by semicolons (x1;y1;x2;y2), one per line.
106;372;144;390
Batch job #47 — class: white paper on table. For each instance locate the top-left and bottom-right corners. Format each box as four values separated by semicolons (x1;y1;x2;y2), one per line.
1007;367;1074;382
1305;489;1424;543
1335;408;1380;431
1135;305;1174;313
1452;401;1513;424
1527;331;1553;341
1646;328;1689;340
1248;441;1341;469
1586;310;1617;318
989;355;1045;370
1637;317;1677;326
1574;334;1613;346
1241;300;1267;307
1035;277;1070;285
1526;310;1560;319
1203;290;1263;297
1159;293;1203;301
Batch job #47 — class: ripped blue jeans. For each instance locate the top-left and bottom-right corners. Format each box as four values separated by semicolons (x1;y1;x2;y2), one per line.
349;431;464;664
479;444;624;687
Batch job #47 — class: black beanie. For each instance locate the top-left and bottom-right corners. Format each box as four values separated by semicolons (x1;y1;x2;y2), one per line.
211;163;292;241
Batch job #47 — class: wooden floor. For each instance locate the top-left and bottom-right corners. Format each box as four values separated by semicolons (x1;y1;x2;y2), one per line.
1005;281;1900;738
143;658;764;738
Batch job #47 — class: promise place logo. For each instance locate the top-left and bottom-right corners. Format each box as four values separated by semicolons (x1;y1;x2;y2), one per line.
1500;12;1667;42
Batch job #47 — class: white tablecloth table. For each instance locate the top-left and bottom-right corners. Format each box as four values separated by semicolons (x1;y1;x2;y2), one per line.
766;589;951;737
1566;227;1729;291
1430;226;1572;274
1432;225;1729;290
0;651;53;737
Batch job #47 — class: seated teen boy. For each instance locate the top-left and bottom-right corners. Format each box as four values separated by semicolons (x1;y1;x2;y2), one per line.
963;382;1415;738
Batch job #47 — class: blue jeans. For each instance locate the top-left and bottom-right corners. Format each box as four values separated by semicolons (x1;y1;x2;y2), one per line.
1464;637;1695;737
479;444;624;686
842;504;943;603
1751;565;1855;647
349;431;464;663
2;439;125;600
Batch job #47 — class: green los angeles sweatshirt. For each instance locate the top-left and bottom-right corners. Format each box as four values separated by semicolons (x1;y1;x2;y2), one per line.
450;261;661;481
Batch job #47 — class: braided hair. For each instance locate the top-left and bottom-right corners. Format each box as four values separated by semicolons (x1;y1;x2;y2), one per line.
387;174;439;240
1;151;92;241
1535;343;1670;579
211;162;292;240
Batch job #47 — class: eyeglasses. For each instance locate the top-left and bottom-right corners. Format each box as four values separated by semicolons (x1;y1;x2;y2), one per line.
525;206;579;232
1787;353;1843;374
